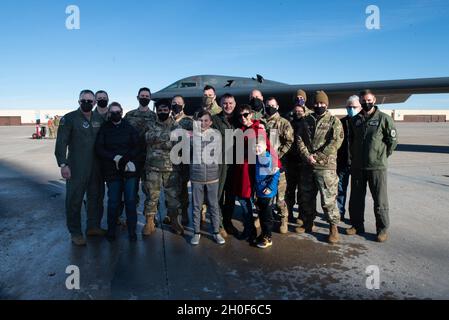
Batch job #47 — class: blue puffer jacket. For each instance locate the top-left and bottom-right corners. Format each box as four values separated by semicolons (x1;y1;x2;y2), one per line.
255;151;280;198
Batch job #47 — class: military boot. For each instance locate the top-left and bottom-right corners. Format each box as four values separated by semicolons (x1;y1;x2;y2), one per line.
142;215;156;236
295;222;316;234
377;231;388;243
280;216;288;234
71;235;87;246
328;224;340;244
169;214;184;235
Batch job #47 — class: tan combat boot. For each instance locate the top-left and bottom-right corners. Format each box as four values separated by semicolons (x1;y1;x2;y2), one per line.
280;216;288;234
377;231;388;243
295;222;316;234
142;215;156;236
219;228;228;239
71;235;87;246
169;215;184;235
328;224;340;244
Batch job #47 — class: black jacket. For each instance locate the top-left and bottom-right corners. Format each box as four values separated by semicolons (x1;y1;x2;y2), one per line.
337;116;351;170
95;119;140;181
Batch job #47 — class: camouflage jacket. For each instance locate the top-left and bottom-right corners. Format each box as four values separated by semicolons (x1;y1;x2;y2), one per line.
175;113;194;131
296;111;343;170
145;118;181;172
124;108;156;163
265;112;294;161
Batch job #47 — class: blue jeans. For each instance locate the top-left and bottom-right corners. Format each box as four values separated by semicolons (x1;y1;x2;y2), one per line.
106;177;137;236
337;166;351;218
238;197;255;236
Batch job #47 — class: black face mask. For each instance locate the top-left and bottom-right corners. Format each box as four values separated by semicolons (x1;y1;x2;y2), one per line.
361;102;374;112
157;112;170;122
139;98;150;107
172;104;183;115
80;101;94;113
110;112;122;123
314;106;326;116
249;98;265;112
97;100;108;109
266;106;278;117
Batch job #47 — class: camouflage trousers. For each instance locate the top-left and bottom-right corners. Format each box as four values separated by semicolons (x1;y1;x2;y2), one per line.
300;168;340;226
144;170;181;218
275;171;288;218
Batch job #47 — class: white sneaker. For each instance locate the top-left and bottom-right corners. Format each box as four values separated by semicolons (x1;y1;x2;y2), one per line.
191;233;201;245
213;233;226;245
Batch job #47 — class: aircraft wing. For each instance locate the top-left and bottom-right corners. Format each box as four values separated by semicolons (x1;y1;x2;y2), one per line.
152;77;449;114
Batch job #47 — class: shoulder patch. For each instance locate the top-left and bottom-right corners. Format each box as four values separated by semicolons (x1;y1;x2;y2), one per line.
391;129;397;138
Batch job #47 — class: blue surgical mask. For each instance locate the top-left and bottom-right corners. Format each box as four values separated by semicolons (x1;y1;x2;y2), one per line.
347;107;359;118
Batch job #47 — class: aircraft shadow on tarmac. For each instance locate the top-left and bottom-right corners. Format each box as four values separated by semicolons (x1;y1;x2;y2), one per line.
396;144;449;154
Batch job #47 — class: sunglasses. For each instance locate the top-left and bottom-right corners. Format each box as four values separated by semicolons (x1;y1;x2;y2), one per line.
80;100;94;104
240;113;250;118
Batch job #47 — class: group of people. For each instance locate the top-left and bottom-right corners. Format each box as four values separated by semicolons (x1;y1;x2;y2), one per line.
54;85;397;249
47;115;61;139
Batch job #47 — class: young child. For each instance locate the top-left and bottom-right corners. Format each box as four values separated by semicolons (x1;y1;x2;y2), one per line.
254;141;280;249
189;111;225;246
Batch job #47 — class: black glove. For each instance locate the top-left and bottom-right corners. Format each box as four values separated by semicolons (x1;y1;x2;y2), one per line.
118;154;131;171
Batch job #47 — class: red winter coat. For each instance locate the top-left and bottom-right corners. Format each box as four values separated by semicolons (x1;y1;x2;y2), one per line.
232;121;280;198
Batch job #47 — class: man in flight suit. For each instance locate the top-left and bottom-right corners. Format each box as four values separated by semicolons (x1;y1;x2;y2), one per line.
55;89;105;246
347;90;398;242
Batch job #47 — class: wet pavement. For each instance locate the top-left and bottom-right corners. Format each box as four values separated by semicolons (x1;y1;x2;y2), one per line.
1;123;449;300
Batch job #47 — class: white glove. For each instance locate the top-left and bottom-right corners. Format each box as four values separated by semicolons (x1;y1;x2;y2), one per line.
113;155;123;170
125;161;136;173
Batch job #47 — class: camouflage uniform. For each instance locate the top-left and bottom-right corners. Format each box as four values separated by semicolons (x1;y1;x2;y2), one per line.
124;108;156;207
296;111;343;227
144;117;181;219
265;112;294;223
175;112;194;221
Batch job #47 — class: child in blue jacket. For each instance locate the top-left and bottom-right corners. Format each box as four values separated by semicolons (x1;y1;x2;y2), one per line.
254;141;280;249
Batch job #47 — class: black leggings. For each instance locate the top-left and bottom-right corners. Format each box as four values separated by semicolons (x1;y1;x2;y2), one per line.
257;197;274;238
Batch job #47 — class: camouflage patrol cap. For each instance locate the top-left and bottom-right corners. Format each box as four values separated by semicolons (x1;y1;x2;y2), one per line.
295;89;307;102
314;90;329;106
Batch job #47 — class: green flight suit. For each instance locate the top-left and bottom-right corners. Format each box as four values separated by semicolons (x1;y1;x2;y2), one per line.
348;107;398;234
55;109;104;236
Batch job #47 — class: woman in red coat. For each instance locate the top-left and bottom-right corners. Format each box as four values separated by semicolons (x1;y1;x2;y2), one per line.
232;104;270;243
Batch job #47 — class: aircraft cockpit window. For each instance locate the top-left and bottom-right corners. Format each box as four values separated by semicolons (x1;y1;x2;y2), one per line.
180;82;197;88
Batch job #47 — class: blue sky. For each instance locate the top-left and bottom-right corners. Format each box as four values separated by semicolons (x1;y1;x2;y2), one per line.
1;0;449;110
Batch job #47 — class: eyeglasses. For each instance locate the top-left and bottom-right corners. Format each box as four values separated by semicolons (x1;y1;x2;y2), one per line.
80;100;94;104
240;113;250;118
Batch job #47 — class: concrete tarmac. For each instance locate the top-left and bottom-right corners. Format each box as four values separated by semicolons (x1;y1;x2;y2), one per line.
0;123;448;300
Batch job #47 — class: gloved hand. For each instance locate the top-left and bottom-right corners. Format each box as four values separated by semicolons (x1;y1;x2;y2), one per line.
113;155;123;170
125;161;136;173
118;155;131;171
